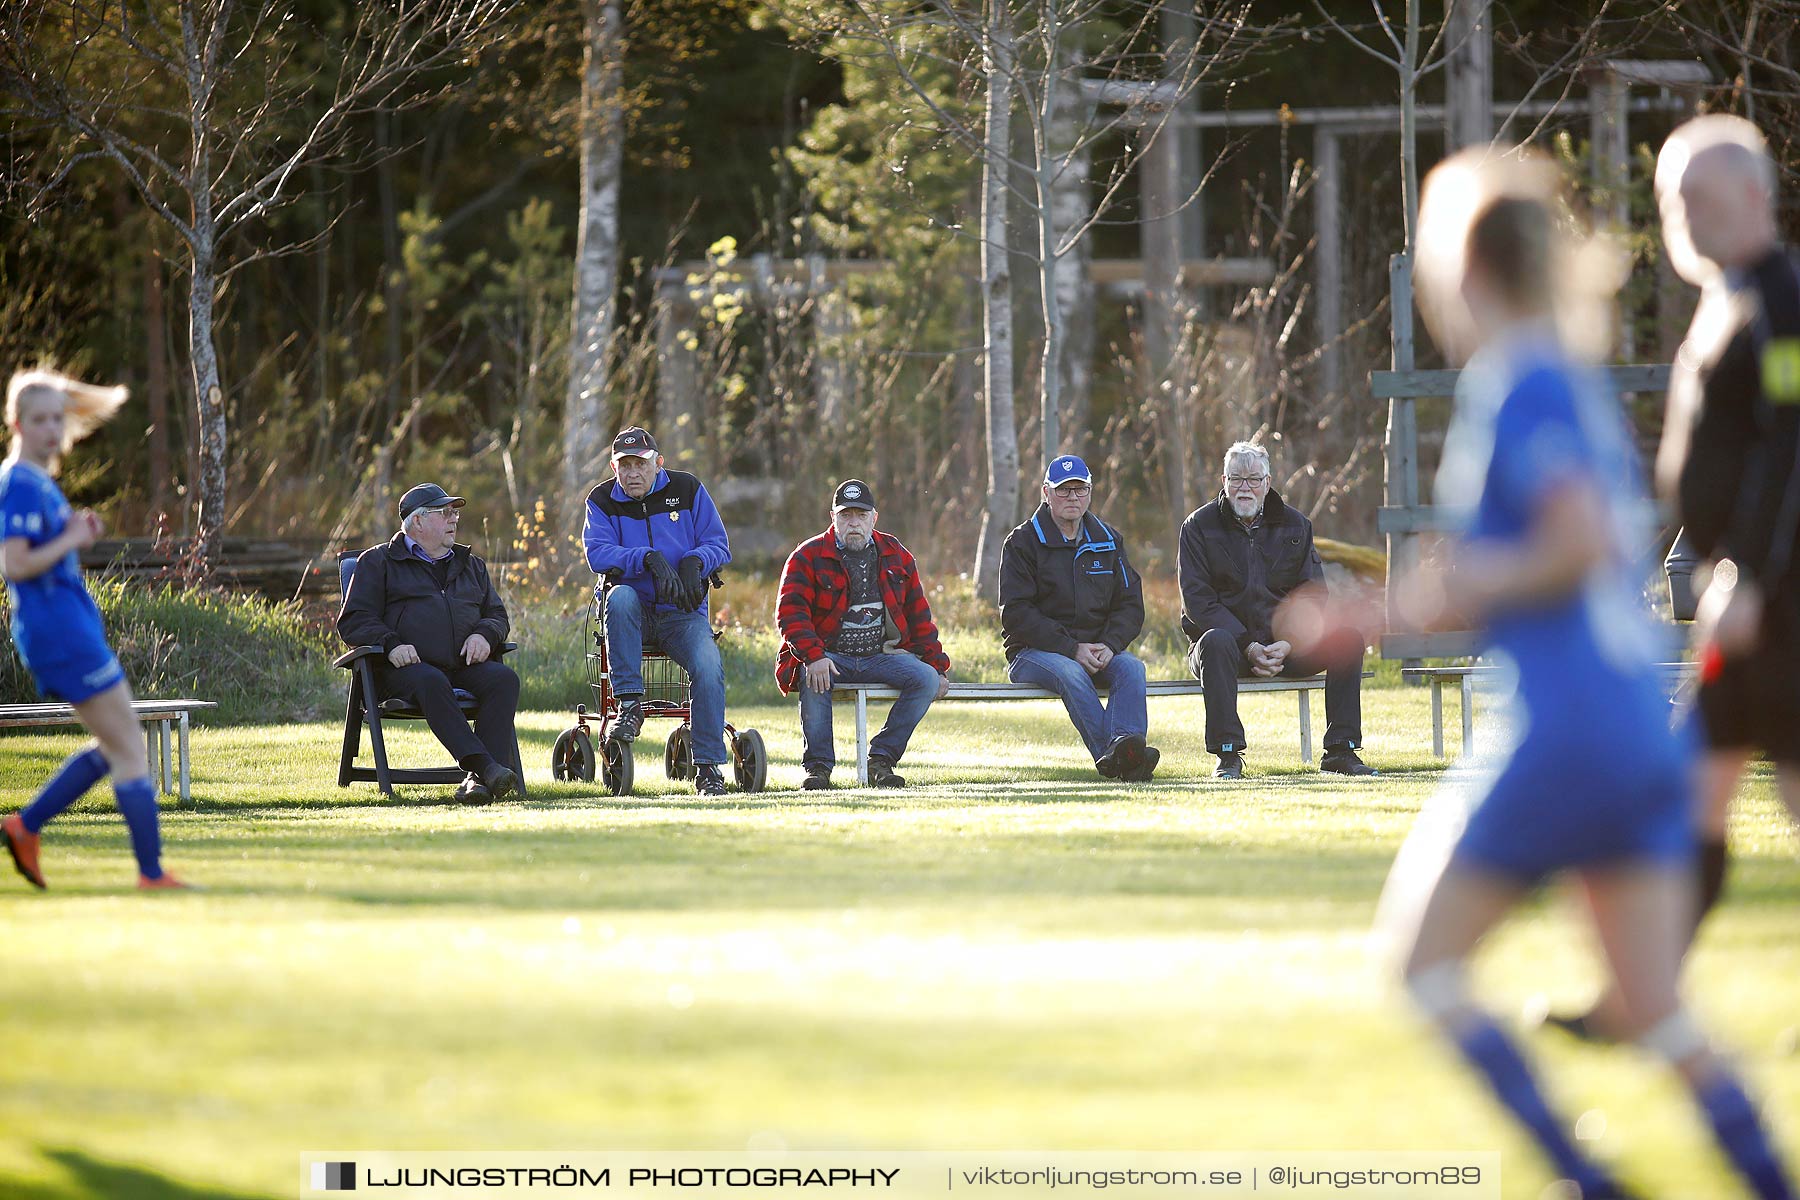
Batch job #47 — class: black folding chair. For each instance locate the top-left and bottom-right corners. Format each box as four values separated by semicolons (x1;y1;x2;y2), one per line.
334;550;528;797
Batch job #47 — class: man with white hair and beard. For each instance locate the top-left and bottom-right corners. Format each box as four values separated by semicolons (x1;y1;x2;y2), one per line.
775;479;951;790
1179;441;1374;779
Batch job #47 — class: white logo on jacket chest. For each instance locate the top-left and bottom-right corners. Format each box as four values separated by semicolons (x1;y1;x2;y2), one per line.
668;511;680;523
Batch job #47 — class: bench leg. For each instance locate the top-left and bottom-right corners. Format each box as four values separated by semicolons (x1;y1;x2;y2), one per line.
178;712;192;810
1297;689;1314;765
1431;680;1444;759
162;718;174;795
855;690;869;786
143;724;161;795
1461;674;1475;759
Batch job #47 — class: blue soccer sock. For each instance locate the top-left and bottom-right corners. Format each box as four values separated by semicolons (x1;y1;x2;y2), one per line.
111;776;164;879
1693;1072;1795;1200
1452;1015;1617;1193
20;746;110;833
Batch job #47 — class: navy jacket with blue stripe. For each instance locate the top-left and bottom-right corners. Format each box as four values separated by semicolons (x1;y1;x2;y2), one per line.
998;504;1144;662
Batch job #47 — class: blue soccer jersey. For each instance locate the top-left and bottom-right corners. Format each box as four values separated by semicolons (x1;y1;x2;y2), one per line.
0;458;120;702
1435;331;1692;878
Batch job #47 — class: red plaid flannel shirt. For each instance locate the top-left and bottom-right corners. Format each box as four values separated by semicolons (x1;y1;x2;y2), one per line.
775;528;951;695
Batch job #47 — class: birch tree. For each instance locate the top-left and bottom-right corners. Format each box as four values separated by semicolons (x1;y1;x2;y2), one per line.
974;0;1018;589
0;0;505;568
775;0;1273;583
565;0;626;506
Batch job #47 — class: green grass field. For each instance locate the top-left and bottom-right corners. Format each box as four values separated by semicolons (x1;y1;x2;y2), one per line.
1;684;1795;1199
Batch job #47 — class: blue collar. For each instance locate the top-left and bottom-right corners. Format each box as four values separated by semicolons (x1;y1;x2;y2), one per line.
404;533;453;562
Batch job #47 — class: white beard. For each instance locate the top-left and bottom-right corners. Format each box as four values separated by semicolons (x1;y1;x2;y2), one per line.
1230;495;1263;521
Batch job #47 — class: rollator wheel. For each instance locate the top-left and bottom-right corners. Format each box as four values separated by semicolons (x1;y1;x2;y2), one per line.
664;725;693;780
601;736;634;796
732;728;767;793
551;727;596;782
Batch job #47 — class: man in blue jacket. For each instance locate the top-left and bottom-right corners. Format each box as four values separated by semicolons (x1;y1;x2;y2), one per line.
583;427;734;796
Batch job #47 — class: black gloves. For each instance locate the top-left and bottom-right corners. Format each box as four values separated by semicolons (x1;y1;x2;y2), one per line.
677;556;708;612
642;550;683;608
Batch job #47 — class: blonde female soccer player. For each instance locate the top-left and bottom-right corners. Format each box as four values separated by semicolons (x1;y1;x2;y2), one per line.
1366;153;1790;1198
0;369;188;891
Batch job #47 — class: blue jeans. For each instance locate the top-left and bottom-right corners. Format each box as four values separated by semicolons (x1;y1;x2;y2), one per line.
1007;648;1148;760
799;651;941;773
604;586;728;765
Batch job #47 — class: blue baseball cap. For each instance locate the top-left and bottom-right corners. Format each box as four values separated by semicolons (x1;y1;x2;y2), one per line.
1045;454;1092;487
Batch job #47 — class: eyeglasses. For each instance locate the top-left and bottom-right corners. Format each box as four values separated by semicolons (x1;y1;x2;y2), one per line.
417;504;457;518
1050;484;1091;497
1224;475;1269;488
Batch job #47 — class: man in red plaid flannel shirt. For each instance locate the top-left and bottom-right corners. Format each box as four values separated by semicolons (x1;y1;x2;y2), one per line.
776;479;951;789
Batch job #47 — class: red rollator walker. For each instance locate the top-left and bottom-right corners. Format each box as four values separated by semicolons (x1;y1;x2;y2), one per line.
550;574;767;795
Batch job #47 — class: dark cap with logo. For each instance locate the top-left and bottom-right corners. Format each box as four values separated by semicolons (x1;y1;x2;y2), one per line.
611;427;658;460
398;482;466;521
832;479;876;512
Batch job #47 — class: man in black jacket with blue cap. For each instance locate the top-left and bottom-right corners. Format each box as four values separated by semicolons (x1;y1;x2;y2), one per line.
339;482;522;803
999;454;1159;781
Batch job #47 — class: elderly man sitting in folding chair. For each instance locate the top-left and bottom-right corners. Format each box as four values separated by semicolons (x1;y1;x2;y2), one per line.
338;482;522;803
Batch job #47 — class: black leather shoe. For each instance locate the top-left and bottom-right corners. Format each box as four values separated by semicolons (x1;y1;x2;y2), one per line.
453;772;493;805
694;764;728;796
867;757;906;788
479;760;521;799
1213;751;1244;780
1123;745;1160;782
801;769;833;791
1320;749;1378;776
610;699;645;743
1095;733;1146;779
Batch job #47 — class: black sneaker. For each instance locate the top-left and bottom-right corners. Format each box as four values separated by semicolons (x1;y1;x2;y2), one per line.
453;772;493;805
610;699;645;743
867;757;906;788
1095;733;1146;779
1123;745;1160;783
1213;751;1244;780
694;764;728;796
801;769;833;791
1320;749;1378;776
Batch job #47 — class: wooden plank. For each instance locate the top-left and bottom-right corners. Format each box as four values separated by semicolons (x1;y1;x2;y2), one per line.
1090;257;1274;288
1370;363;1672;399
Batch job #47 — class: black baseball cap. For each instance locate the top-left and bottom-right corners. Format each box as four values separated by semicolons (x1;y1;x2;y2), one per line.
398;482;465;521
832;479;876;512
611;427;658;460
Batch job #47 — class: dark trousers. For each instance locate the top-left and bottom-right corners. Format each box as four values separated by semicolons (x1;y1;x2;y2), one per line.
1187;627;1362;755
379;659;522;773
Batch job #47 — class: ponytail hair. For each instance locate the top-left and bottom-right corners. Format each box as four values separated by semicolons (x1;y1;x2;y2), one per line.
6;368;130;455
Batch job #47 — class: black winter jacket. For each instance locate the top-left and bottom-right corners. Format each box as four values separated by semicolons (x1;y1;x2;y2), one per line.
999;505;1144;662
338;532;511;670
1178;488;1325;653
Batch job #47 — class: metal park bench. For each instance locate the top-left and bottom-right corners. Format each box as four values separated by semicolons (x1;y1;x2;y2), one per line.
1402;662;1698;759
831;676;1344;785
0;699;216;808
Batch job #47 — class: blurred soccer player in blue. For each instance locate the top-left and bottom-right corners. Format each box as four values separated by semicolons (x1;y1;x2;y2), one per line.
0;369;189;891
1363;151;1791;1198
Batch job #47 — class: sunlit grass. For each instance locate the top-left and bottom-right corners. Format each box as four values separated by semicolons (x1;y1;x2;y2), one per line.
0;684;1794;1199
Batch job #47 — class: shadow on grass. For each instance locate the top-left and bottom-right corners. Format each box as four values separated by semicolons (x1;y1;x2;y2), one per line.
5;1148;279;1200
